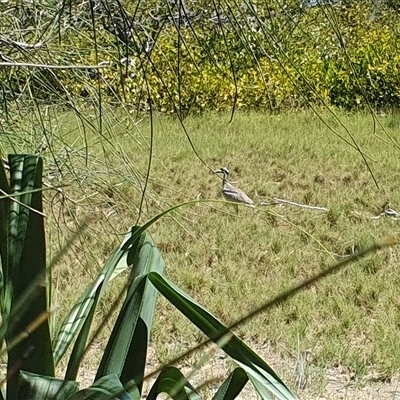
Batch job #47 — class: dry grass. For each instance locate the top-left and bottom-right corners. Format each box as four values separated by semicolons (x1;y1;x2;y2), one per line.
2;108;400;393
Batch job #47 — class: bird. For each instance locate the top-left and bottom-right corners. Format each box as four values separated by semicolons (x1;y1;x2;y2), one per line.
213;167;255;212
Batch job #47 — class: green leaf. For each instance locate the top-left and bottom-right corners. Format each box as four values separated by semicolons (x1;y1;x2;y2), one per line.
63;285;103;381
0;156;9;289
0;157;10;356
67;374;132;400
16;370;78;400
212;368;248;400
147;366;200;400
147;273;297;400
5;155;54;400
53;227;146;373
96;231;165;394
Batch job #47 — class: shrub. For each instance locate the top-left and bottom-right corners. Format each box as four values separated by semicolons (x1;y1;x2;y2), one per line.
1;1;400;112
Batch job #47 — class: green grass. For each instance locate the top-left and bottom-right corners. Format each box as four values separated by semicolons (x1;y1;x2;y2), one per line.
2;108;400;388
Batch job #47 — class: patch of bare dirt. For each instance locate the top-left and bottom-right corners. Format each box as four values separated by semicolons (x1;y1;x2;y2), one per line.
75;340;400;399
142;343;400;399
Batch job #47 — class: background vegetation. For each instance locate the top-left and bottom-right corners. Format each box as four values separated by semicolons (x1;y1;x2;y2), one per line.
1;0;400;114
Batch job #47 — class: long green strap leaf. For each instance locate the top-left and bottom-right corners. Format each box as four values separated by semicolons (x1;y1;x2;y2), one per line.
0;156;9;291
16;370;78;400
147;366;200;400
147;273;297;400
54;273;105;366
6;155;54;400
0;157;10;351
212;368;248;400
96;232;165;394
67;374;132;400
53;227;145;368
64;286;103;381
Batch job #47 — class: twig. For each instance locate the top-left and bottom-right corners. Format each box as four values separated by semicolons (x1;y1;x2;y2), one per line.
261;198;328;212
0;34;45;49
370;208;400;220
0;188;46;217
0;62;110;69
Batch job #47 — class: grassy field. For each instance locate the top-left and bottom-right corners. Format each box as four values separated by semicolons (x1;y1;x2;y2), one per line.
2;108;400;393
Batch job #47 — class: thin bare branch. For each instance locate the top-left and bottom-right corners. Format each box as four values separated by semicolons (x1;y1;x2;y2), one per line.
0;62;110;69
261;198;328;212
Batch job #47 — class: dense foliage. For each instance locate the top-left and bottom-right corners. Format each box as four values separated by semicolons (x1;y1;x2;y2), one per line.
0;0;399;113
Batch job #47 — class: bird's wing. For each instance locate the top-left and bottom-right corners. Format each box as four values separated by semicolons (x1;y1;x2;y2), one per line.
223;183;255;206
